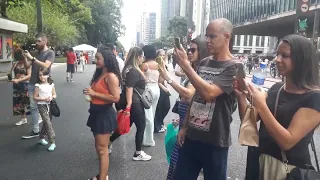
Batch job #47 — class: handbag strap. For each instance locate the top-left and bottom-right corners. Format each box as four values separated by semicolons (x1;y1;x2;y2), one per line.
133;88;142;98
272;85;290;171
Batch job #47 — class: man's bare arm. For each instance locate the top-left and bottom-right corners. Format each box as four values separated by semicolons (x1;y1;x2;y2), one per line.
181;64;224;102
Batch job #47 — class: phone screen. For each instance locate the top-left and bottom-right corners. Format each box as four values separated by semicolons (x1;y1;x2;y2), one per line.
174;37;181;48
235;63;247;91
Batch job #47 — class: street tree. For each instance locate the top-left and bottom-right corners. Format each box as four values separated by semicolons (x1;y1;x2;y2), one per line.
84;0;125;46
8;1;79;46
151;36;173;50
168;16;188;38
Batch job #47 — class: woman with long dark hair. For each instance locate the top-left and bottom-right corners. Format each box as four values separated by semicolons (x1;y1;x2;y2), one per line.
235;34;320;180
160;36;210;180
110;47;152;161
10;48;31;126
84;47;121;180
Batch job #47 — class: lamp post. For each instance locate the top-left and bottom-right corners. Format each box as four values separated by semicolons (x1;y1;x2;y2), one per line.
36;0;43;33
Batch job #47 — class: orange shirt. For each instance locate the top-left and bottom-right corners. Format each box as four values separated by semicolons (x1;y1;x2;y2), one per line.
91;73;110;105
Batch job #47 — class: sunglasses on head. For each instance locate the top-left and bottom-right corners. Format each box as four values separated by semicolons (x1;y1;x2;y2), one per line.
187;48;197;54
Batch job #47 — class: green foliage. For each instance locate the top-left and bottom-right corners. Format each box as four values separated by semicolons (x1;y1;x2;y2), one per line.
151;36;173;50
84;0;125;46
3;0;125;47
168;16;188;38
7;1;79;46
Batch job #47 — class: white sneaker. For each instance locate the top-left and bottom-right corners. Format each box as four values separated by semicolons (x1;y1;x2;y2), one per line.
132;151;152;161
108;144;112;154
15;118;27;126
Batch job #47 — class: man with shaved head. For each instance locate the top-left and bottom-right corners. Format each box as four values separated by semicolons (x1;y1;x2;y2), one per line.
172;18;237;179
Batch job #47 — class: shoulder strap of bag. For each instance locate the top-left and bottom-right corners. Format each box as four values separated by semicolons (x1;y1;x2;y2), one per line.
275;85;320;172
133;88;142;98
273;85;288;165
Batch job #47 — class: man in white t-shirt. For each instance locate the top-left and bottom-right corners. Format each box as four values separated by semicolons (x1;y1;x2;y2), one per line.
106;43;124;73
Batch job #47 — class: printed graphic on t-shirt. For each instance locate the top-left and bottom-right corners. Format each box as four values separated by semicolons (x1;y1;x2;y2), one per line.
189;65;226;131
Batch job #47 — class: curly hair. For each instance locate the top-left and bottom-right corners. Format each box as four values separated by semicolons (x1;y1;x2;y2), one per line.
14;48;25;61
90;47;121;85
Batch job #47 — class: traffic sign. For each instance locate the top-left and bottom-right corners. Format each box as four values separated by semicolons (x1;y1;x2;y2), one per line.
301;4;309;12
296;0;310;16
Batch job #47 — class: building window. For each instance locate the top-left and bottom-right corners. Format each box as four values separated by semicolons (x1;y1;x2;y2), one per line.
261;36;265;47
256;36;260;46
249;35;253;46
237;35;241;46
244;35;248;46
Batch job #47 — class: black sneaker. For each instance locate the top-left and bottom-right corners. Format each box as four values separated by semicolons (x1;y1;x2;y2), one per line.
22;131;39;139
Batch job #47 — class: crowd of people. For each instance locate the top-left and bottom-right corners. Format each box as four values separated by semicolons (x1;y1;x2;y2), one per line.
6;17;320;180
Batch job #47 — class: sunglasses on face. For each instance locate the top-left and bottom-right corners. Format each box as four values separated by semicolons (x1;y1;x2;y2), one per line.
187;48;197;54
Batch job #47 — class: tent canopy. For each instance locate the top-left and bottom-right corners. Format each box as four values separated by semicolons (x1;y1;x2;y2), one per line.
73;44;97;52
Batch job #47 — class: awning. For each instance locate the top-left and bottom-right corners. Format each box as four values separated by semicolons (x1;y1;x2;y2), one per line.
0;18;28;33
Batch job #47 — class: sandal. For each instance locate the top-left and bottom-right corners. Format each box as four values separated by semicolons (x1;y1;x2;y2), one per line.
89;174;108;180
89;174;99;180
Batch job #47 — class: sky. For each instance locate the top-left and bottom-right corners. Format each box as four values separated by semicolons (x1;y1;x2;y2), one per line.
118;0;161;51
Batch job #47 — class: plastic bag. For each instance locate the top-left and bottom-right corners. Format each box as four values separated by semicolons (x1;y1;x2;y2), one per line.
115;111;130;135
164;123;179;163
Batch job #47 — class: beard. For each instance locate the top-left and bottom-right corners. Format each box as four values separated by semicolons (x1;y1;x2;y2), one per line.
36;44;45;51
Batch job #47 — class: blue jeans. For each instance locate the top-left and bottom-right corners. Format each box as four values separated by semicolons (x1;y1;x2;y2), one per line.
174;138;229;180
28;84;39;133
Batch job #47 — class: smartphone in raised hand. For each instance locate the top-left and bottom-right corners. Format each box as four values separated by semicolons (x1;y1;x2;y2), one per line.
174;37;181;49
235;63;248;92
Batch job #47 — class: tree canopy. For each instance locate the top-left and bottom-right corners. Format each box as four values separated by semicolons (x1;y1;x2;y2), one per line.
1;0;125;47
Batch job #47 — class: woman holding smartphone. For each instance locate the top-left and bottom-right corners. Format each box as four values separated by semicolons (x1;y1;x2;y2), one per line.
235;35;320;179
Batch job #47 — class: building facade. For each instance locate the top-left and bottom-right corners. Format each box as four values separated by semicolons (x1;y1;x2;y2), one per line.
233;35;270;54
0;18;28;76
138;12;157;45
161;0;181;36
209;0;277;54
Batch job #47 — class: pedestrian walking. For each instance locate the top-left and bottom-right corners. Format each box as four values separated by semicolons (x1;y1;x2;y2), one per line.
66;48;77;82
22;33;55;139
34;68;57;152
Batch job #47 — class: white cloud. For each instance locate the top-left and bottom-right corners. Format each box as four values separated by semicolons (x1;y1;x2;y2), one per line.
118;0;161;51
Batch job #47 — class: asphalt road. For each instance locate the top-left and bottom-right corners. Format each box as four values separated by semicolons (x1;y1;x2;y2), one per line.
0;64;319;180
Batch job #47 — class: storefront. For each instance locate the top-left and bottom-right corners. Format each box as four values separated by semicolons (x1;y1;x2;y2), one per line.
0;18;28;76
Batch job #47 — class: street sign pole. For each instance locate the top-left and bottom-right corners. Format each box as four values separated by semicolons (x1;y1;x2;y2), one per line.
296;0;310;36
312;11;320;49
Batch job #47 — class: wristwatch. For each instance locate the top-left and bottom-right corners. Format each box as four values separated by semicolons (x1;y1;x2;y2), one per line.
167;79;173;84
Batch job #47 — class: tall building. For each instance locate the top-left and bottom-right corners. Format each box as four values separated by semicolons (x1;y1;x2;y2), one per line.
233;35;270;54
190;0;210;37
139;12;157;45
149;13;157;43
161;0;181;36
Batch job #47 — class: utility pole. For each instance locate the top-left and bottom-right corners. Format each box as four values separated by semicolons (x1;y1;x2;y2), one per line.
36;0;43;33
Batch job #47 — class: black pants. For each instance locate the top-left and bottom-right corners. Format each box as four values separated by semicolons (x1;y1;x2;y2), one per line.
154;88;170;132
110;102;145;151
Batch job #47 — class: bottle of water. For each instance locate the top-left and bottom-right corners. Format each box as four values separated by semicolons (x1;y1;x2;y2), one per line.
251;62;267;89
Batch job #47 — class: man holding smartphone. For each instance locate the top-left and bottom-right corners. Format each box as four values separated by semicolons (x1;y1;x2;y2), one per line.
22;33;55;139
173;18;237;180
